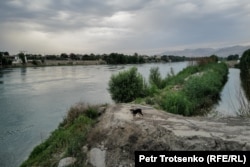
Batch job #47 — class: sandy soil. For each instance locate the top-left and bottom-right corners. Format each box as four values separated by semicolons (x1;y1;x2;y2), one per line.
85;103;250;167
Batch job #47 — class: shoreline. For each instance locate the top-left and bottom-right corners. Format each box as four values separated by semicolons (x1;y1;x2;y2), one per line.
1;60;107;68
20;103;250;167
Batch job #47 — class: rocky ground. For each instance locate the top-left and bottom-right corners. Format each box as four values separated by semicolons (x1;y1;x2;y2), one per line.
81;103;250;167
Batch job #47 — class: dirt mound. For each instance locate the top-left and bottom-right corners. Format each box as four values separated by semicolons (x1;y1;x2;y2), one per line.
85;104;250;167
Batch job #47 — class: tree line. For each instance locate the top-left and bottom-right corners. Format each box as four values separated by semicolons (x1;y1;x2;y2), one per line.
1;50;241;67
239;49;250;101
0;51;194;66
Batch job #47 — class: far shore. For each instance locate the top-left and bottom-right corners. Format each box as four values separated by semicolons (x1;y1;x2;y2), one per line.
2;59;107;68
1;59;240;69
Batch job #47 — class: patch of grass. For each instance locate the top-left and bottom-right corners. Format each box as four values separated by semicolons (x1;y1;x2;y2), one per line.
163;65;200;86
20;103;101;167
160;91;195;116
136;62;228;116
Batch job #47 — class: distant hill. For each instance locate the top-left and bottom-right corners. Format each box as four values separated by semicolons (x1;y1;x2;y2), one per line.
161;45;250;57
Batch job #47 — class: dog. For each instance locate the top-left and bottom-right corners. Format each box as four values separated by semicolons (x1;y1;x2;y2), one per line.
130;108;143;117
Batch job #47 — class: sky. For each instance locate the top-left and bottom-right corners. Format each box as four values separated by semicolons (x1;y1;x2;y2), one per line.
0;0;250;55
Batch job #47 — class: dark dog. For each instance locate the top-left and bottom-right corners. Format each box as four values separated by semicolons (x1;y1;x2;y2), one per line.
130;108;143;117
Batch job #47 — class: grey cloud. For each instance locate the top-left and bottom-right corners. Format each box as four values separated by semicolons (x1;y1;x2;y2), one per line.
0;0;249;54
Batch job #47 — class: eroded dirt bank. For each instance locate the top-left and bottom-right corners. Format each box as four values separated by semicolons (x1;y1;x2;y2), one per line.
85;103;250;167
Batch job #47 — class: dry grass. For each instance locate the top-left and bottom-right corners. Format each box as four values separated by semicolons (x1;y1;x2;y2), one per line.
60;102;101;128
237;89;250;117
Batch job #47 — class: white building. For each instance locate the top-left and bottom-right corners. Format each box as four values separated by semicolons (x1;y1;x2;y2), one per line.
12;55;23;64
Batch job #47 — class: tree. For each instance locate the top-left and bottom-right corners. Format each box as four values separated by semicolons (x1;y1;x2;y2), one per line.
227;54;239;61
0;52;12;66
209;55;219;62
18;52;27;64
60;53;68;59
240;49;250;74
149;67;163;89
108;67;145;102
239;49;250;100
3;52;9;56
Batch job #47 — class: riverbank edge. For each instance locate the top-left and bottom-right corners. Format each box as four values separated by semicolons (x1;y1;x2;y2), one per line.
20;103;250;167
20;103;104;167
1;60;107;68
1;60;238;70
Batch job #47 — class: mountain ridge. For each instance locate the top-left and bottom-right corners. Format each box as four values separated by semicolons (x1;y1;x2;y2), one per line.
161;45;250;57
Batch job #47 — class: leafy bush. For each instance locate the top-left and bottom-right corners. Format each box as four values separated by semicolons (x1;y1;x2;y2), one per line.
240;49;250;74
239;49;250;101
32;60;41;65
149;67;164;89
160;92;194;116
85;107;99;119
145;84;160;97
108;67;145;102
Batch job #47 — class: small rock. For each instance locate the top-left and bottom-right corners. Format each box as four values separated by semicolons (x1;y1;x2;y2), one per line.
90;148;106;167
82;145;88;153
58;157;76;167
98;106;106;116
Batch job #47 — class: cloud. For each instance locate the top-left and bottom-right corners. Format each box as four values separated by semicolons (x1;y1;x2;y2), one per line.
0;0;249;55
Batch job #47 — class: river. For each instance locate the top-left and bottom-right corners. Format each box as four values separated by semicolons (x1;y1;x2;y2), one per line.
211;68;249;117
0;62;246;166
0;62;188;167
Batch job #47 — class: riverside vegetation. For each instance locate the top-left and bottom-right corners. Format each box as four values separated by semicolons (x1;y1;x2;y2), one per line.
20;103;101;167
108;58;228;116
238;48;250;116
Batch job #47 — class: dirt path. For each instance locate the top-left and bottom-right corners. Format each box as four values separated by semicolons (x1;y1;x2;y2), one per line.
86;103;250;167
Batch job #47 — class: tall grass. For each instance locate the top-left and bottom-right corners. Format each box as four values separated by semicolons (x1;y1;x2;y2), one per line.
161;91;194;116
138;62;228;116
20;102;100;167
236;89;250;117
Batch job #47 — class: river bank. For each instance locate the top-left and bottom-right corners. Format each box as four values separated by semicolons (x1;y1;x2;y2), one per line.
7;60;106;68
21;103;250;167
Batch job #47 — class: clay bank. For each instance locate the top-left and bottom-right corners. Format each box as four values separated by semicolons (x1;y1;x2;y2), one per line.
85;103;250;167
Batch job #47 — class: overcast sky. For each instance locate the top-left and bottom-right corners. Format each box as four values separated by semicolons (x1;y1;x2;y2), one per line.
0;0;250;55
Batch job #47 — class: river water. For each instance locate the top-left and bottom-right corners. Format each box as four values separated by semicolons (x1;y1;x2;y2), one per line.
211;68;248;117
0;62;188;167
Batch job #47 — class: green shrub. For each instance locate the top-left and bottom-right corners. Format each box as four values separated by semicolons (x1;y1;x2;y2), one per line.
145;84;160;96
239;49;250;101
85;107;99;119
149;67;164;88
161;92;194;116
240;49;250;74
32;60;41;65
108;67;145;102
